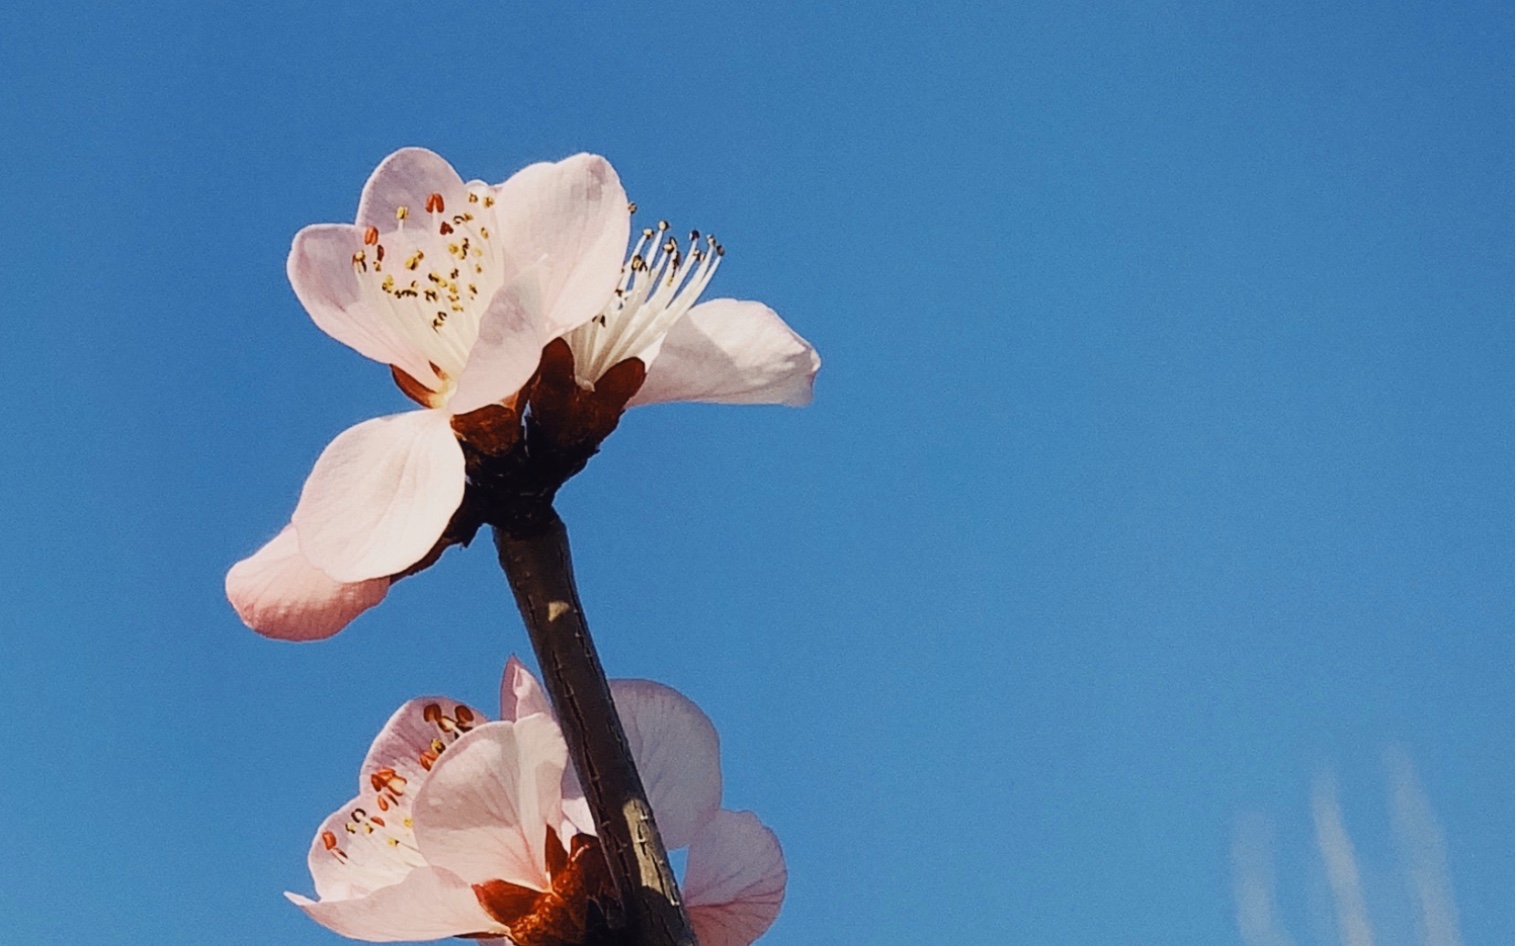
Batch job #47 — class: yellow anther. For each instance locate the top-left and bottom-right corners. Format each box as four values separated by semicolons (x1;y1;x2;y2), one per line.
395;206;409;221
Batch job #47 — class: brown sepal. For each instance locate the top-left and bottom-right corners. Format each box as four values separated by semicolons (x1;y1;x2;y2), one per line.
472;879;542;929
465;830;621;946
527;339;646;450
451;403;523;458
390;364;443;408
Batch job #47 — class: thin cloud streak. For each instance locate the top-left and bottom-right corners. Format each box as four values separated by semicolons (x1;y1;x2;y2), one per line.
1385;747;1465;946
1312;772;1376;946
1232;812;1298;946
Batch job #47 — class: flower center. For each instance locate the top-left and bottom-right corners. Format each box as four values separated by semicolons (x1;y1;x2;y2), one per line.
349;190;506;402
565;220;723;385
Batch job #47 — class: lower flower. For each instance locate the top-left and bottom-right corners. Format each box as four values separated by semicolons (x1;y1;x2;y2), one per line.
289;658;785;946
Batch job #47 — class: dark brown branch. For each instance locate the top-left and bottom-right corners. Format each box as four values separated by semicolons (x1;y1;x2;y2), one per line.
494;513;697;946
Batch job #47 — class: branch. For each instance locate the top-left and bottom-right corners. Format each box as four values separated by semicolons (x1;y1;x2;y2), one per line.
494;513;697;946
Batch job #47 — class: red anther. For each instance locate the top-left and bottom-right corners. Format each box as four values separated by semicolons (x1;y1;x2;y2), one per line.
426;192;445;213
363;226;379;245
375;244;385;262
439;221;454;235
321;831;339;851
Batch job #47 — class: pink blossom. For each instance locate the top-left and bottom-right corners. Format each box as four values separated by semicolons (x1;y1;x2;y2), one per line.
290;658;786;946
227;148;819;641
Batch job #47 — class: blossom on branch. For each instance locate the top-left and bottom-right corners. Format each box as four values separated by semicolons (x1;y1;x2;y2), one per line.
290;658;785;946
227;148;819;640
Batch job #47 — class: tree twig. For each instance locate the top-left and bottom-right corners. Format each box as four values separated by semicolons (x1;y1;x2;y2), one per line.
495;513;697;946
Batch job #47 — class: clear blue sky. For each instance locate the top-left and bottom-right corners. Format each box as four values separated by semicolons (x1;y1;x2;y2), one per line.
0;2;1508;944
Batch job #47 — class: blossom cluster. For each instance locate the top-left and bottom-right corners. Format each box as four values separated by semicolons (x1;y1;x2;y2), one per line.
227;148;817;946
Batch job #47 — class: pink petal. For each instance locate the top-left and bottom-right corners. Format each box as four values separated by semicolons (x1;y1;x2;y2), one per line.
291;409;465;584
497;659;593;839
629;299;820;408
359;695;491;808
498;656;553;722
288;865;500;942
610;680;722;850
684;810;787;946
446;275;546;415
305;697;490;906
411;717;567;891
355;147;470;236
287;223;438;383
492;153;629;338
305;792;428;903
225;524;388;641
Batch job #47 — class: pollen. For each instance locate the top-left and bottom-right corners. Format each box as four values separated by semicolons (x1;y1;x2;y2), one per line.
346;194;508;401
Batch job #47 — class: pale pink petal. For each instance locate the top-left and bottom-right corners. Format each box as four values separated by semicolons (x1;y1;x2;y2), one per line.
629;299;820;408
291;409;465;584
684;810;787;946
492;153;629;338
226;525;388;640
287;223;437;383
288;866;500;942
498;656;553;722
356;147;470;236
412;717;567;891
496;659;594;838
305;792;429;902
359;695;491;817
558;775;596;841
610;680;722;850
446;275;547;414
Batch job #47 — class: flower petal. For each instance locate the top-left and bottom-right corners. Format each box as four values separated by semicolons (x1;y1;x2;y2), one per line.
305;792;429;903
629;299;820;408
610;680;722;850
356;147;470;236
684;810;787;946
288;866;500;942
359;695;490;809
499;656;553;722
497;659;593;839
492;153;629;338
291;410;465;583
225;525;388;640
412;717;567;891
287;223;443;383
446;275;546;414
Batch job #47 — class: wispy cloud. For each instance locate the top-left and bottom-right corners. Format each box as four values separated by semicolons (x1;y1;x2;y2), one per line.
1311;771;1376;946
1232;812;1298;946
1385;747;1465;946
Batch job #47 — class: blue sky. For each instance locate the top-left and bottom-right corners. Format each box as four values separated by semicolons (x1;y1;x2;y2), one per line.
0;2;1508;944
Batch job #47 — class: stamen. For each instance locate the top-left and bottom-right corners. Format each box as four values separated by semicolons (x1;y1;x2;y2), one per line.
566;218;725;383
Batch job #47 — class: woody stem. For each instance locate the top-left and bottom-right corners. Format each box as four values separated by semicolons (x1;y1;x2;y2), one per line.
494;511;697;946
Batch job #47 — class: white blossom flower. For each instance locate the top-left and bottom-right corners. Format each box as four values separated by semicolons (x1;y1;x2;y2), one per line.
291;658;786;946
227;148;819;641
